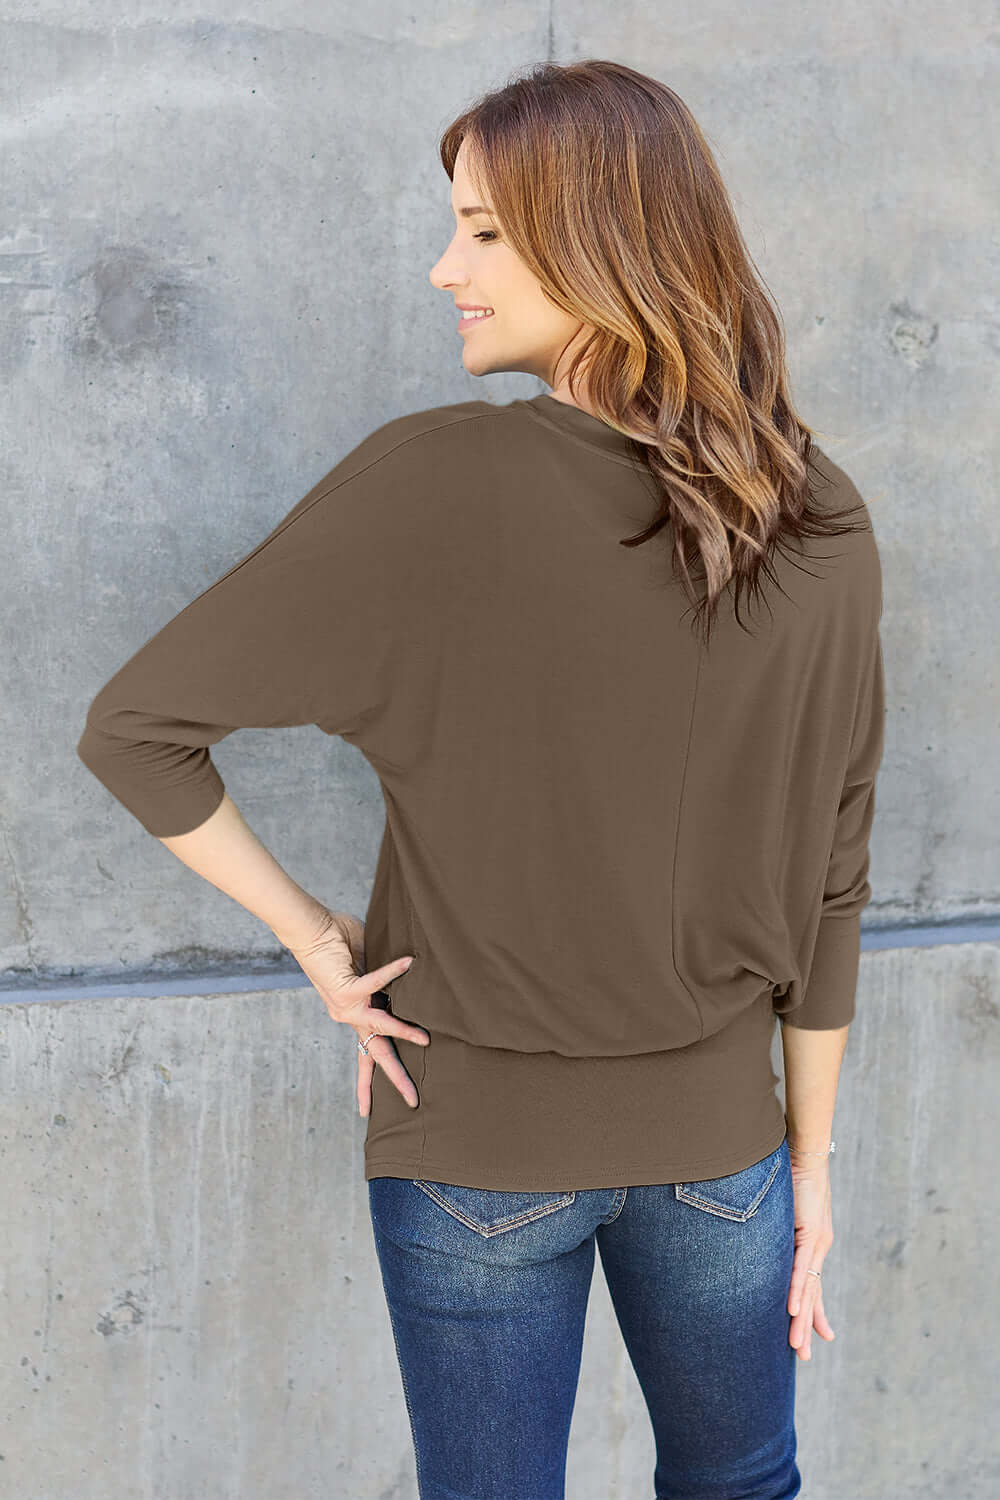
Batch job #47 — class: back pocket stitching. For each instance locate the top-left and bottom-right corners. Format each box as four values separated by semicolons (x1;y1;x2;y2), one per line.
673;1149;783;1222
412;1180;577;1237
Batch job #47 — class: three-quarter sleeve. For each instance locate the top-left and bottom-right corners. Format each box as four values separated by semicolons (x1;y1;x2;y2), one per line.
76;435;411;838
778;575;887;1030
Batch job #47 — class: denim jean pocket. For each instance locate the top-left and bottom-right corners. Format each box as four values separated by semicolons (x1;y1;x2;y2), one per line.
673;1140;786;1222
412;1179;577;1237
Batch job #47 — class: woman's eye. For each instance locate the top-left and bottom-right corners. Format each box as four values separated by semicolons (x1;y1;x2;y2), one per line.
474;230;498;243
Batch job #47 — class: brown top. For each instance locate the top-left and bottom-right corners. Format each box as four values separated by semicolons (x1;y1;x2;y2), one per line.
77;393;886;1189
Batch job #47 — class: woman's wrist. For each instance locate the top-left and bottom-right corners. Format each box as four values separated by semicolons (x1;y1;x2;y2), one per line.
787;1137;836;1157
272;898;338;955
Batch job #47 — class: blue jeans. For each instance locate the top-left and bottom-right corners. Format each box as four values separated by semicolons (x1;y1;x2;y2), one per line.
368;1135;800;1499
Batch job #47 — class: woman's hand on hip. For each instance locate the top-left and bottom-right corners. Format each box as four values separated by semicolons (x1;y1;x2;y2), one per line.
284;907;429;1117
787;1158;837;1361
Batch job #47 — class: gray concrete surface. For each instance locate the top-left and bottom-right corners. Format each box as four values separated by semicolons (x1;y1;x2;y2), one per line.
3;1;996;1496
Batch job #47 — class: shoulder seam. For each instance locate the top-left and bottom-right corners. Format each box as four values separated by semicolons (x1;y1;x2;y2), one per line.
195;409;509;602
278;408;509;527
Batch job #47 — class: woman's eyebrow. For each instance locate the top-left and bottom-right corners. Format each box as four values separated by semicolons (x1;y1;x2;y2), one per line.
456;205;496;218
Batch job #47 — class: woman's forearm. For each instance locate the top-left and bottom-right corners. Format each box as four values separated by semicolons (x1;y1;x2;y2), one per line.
156;791;331;953
779;1022;850;1151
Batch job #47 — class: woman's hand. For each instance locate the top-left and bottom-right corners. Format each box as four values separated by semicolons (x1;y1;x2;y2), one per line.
284;906;429;1118
787;1157;837;1361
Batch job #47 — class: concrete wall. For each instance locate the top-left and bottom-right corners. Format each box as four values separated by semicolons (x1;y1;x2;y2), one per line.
3;3;995;1496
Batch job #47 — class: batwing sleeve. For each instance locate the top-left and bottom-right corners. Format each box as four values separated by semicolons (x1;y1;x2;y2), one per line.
777;532;887;1030
76;436;411;838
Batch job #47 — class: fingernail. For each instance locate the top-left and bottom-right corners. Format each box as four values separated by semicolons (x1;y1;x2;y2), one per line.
791;1303;799;1316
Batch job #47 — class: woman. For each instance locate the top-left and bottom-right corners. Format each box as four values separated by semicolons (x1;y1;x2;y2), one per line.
77;59;885;1500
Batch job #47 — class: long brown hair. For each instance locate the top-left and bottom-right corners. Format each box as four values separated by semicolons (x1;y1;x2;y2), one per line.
439;59;871;643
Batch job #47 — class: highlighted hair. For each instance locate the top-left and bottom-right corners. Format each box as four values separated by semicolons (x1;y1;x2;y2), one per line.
440;60;870;642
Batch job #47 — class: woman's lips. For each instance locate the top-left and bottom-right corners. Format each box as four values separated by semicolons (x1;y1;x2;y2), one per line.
458;310;495;331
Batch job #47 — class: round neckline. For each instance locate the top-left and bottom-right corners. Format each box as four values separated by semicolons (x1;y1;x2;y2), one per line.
518;393;644;465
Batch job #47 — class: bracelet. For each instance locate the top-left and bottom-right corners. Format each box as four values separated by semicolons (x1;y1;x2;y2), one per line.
788;1138;836;1157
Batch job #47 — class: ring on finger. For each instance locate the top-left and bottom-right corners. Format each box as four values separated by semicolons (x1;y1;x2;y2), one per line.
357;1029;380;1056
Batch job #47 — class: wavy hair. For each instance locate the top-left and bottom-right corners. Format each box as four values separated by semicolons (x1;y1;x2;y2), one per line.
439;59;871;643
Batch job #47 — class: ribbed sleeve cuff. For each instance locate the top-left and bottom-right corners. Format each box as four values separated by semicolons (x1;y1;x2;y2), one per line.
780;912;861;1030
76;723;227;838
